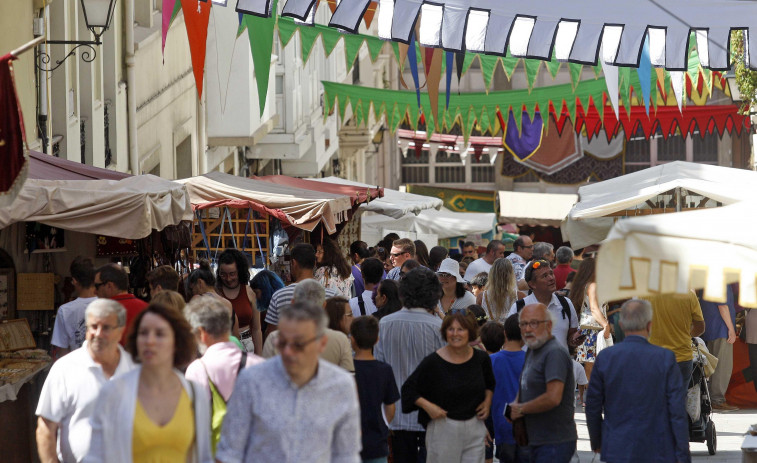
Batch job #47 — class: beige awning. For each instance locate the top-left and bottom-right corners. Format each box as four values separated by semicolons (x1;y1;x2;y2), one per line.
498;191;577;227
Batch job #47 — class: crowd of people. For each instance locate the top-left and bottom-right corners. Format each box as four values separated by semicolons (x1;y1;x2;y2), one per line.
37;232;740;463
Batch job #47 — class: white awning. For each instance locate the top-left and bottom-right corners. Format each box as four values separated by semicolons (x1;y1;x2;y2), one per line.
596;200;757;308
498;191;577;227
310;177;443;218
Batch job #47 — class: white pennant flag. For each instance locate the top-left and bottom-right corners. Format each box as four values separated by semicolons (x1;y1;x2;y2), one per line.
670;71;684;113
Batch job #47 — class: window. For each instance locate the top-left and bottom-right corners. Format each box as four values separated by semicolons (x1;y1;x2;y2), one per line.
401;147;429;184
435;150;465;183
692;130;719;164
175;136;193;179
471;152;495;183
656;128;686;162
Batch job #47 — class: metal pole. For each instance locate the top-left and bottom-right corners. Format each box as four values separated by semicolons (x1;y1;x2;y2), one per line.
9;36;46;58
675;187;681;212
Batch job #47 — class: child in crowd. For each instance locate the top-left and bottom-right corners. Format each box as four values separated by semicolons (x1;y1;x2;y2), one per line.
573;359;589;407
470;272;489;299
350;316;400;463
490;315;528;463
466;304;489;351
480;321;506;463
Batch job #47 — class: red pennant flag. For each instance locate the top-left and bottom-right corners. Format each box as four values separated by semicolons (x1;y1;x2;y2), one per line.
0;54;27;207
180;0;211;98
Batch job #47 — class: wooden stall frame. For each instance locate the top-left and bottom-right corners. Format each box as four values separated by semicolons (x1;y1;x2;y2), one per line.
191;207;270;267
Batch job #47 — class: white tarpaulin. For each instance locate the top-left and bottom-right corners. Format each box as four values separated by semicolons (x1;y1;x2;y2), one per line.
596;201;757;308
0;175;192;239
499;191;577;227
310;177;443;218
563;162;757;248
361;207;495;241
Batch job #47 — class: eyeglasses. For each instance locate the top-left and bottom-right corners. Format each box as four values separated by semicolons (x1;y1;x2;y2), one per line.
390;251;408;258
219;271;237;279
518;320;550;329
94;281;106;289
437;273;456;280
276;335;322;352
449;308;468;315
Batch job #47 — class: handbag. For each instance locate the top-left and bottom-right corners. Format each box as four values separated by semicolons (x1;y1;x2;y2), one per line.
579;291;605;331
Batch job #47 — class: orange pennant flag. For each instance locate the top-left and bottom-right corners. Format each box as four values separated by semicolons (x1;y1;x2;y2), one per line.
180;0;211;98
426;48;444;129
363;2;378;28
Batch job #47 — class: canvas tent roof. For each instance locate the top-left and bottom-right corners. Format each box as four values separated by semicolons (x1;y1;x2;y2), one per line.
309;177;443;218
361;207;496;240
596;201;757;308
498;191;577;227
255;175;382;207
178;172;353;234
0;151;191;239
563;161;757;248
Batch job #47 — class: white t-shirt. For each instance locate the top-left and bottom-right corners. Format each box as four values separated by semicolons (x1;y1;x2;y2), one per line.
507;292;579;352
51;297;97;350
349;290;378;317
463;258;493;281
572;359;588;386
36;342;135;462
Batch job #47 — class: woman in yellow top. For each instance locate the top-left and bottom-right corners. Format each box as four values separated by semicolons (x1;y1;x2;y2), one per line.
85;303;212;463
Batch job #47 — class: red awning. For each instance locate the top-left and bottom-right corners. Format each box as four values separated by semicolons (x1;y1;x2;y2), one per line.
28;150;130;180
255;175;383;206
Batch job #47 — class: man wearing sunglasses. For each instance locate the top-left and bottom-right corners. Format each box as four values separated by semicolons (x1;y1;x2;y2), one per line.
387;238;416;281
217;301;361;463
506;235;534;283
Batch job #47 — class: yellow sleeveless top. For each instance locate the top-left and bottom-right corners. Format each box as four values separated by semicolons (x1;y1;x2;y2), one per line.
132;388;195;462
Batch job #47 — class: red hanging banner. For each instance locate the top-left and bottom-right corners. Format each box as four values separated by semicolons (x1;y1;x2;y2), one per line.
0;54;27;207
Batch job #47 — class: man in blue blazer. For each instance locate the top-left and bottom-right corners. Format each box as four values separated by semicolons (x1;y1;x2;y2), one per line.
585;298;690;463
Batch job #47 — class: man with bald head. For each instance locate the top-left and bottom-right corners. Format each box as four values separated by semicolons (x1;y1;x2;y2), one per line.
510;304;577;462
585;299;690;463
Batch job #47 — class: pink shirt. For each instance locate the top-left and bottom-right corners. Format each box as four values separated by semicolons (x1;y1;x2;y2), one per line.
185;341;264;401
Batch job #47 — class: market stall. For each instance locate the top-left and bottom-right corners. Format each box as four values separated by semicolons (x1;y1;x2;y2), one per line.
178;172;355;278
562;161;757;248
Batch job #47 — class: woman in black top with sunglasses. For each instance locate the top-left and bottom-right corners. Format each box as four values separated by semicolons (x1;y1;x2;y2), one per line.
402;310;495;463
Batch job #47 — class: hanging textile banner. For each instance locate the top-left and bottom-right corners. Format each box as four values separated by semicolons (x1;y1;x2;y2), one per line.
406;185;497;213
0;54;28;207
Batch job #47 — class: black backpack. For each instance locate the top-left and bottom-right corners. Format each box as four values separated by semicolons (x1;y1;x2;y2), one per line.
515;294;572;321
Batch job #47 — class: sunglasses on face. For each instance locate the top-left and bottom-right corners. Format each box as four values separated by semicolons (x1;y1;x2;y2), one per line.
276;335;321;352
390;251;408;258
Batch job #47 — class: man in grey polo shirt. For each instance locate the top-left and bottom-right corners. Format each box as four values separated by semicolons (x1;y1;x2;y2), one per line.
375;267;445;462
510;303;577;462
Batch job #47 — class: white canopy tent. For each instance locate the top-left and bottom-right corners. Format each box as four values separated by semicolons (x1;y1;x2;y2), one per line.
360;207;496;244
0;175;192;239
499;191;577;227
596;200;757;308
310;177;443;218
562;161;757;248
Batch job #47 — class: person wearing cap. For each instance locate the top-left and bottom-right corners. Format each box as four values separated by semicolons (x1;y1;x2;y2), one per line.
436;258;477;318
507;260;579;352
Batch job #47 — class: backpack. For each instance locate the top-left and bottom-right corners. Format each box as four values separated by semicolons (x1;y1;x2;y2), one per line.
515;294;572;321
203;352;247;453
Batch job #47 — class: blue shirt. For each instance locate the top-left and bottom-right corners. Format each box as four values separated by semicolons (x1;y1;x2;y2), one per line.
490;350;526;445
700;285;735;342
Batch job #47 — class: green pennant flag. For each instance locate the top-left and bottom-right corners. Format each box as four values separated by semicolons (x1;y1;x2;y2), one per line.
277;17;297;46
544;53;561;79
244;2;277;117
321;31;341;57
366;37;386;62
525;59;541;90
480;55;498;91
619;66;632;118
338;95;350;120
345;37;363;71
299;27;320;64
569;63;583;89
501;56;518;80
462;53;477;75
170;0;182;25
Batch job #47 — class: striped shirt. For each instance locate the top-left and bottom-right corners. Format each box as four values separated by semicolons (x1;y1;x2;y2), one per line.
374;308;446;432
264;283;338;326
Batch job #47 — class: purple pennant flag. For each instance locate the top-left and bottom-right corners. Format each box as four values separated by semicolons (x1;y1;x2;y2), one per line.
504;111;544;161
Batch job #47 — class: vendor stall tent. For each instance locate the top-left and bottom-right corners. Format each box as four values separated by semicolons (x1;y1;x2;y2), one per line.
0;151;192;239
562;161;757;248
596;200;757;308
499;191;577;227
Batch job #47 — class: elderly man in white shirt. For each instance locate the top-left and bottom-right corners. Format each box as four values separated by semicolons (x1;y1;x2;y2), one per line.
507;260;580;352
36;299;135;462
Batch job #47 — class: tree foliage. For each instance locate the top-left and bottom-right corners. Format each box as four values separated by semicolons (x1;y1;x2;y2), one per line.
732;31;757;114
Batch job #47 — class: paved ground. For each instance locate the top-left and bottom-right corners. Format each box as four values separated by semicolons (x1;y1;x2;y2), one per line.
574;406;756;462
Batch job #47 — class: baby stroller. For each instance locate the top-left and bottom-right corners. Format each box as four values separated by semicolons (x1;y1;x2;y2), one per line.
686;338;717;455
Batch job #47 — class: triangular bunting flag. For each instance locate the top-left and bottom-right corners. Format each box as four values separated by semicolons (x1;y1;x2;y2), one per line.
179;0;212;98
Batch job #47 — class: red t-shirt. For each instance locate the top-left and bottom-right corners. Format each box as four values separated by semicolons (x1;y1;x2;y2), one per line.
553;263;575;290
112;293;149;345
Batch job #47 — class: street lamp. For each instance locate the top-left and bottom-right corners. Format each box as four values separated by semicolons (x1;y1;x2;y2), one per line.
36;0;118;72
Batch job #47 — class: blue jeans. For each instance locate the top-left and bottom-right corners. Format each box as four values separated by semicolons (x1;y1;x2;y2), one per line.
529;440;576;463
